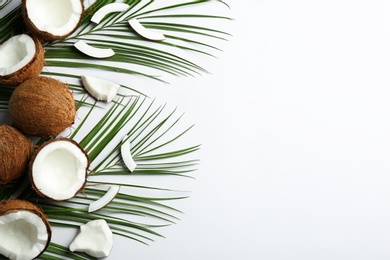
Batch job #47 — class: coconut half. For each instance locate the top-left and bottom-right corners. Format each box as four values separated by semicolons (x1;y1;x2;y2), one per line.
0;34;44;86
81;75;120;102
30;138;89;201
121;134;137;172
69;219;113;258
74;40;115;58
22;0;84;41
0;125;33;187
0;199;51;260
91;3;130;24
128;18;166;41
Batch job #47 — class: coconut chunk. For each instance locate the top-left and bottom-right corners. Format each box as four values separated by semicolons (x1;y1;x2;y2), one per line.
74;40;115;58
69;219;113;258
88;185;120;212
81;75;120;102
128;18;166;41
121;134;137;172
91;3;130;24
22;0;84;41
0;200;51;260
30;138;89;201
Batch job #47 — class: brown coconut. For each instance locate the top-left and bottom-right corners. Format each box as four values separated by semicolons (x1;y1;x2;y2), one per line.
0;125;33;187
0;36;44;86
0;199;51;259
21;0;84;41
8;76;76;137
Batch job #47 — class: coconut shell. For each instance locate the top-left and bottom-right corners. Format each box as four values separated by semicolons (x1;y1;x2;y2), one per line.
21;0;84;41
0;199;51;259
0;37;44;86
9;76;76;137
29;137;89;201
0;125;33;187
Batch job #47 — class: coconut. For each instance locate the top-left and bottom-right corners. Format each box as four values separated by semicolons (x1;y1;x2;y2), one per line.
21;0;84;41
0;34;44;86
8;76;76;137
69;219;113;258
29;138;89;201
0;199;51;260
0;125;33;187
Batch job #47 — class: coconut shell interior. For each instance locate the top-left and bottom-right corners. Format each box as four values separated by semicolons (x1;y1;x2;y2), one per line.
0;125;33;187
9;76;76;137
0;37;45;86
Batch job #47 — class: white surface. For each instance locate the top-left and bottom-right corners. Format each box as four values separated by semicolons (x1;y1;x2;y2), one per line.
66;0;390;259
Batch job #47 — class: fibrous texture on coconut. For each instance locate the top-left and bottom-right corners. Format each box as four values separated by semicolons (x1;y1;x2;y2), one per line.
29;138;89;201
21;0;84;41
0;125;33;187
9;76;76;137
0;199;51;260
0;34;44;86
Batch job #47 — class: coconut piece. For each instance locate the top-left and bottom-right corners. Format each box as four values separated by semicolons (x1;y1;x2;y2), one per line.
0;199;51;260
29;138;89;201
74;40;115;58
21;0;84;41
88;185;120;213
8;76;76;137
91;3;130;24
121;134;137;172
128;18;166;41
0;125;33;188
0;34;44;86
81;75;120;102
69;219;113;258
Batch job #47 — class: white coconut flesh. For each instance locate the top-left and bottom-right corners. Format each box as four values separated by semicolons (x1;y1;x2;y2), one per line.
32;140;88;201
88;185;120;212
91;3;130;24
121;134;137;172
0;211;49;260
81;75;120;102
25;0;83;37
128;18;166;41
0;34;36;76
74;40;115;58
69;219;113;258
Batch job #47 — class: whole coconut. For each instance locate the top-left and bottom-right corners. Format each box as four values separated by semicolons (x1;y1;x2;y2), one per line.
9;76;76;137
0;125;33;187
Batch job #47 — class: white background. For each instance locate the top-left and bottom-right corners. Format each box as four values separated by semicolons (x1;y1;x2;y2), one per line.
71;0;390;259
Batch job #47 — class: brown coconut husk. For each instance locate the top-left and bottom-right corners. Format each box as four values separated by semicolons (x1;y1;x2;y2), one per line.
0;125;33;188
9;76;76;137
29;137;89;201
21;0;84;41
0;199;52;258
0;36;44;86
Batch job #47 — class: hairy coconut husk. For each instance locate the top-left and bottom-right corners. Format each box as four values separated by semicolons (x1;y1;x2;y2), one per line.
0;125;33;188
29;137;89;201
9;76;76;137
0;199;52;259
0;37;44;86
21;0;84;41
